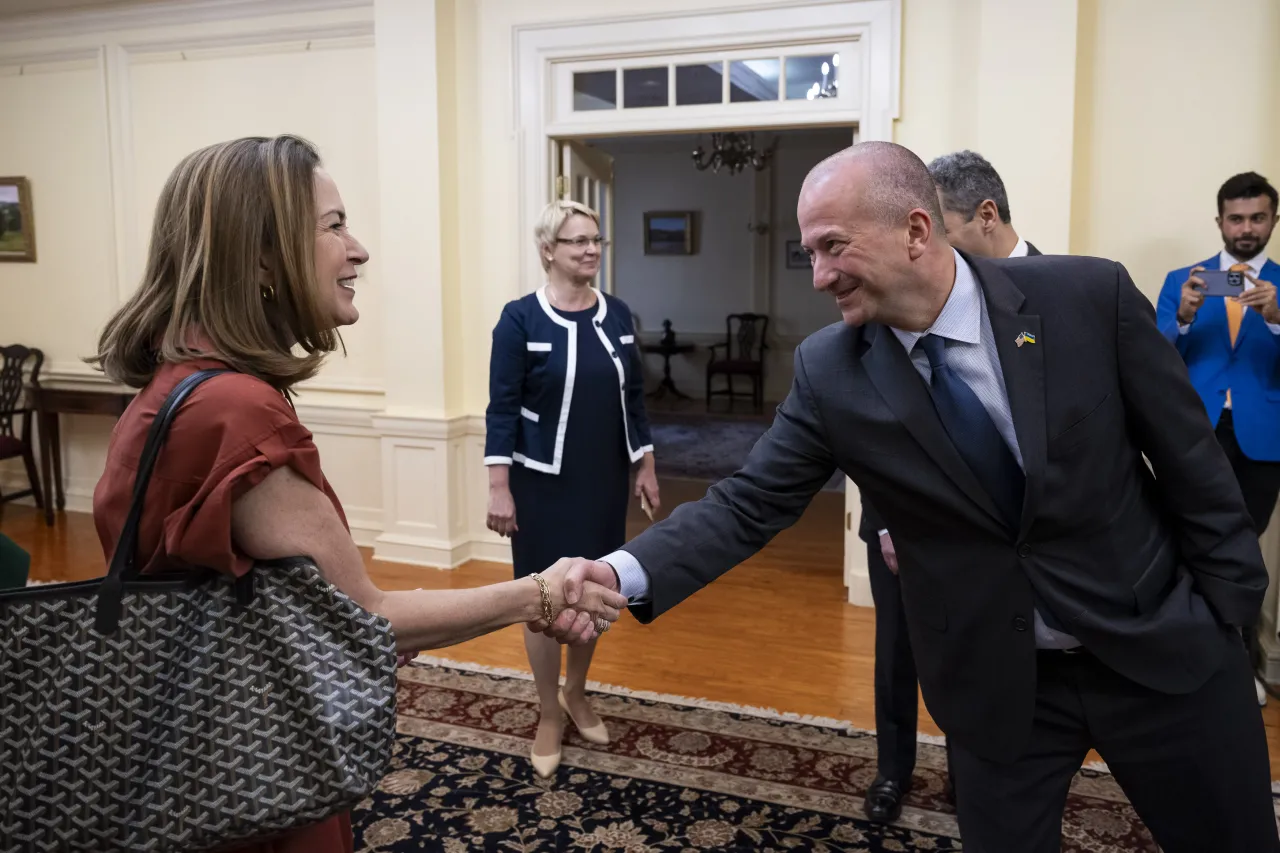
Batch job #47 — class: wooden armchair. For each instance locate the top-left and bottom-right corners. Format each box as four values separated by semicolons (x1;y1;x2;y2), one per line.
705;313;769;413
0;344;44;507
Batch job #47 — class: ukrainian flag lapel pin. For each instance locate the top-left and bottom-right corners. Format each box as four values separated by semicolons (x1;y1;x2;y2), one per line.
1015;331;1036;348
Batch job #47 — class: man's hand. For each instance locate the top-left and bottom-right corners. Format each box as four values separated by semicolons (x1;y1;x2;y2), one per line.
1236;273;1280;325
879;530;899;574
536;558;623;645
1177;266;1206;325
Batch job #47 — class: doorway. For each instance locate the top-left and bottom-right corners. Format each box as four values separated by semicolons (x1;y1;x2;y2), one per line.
553;126;854;579
517;1;902;606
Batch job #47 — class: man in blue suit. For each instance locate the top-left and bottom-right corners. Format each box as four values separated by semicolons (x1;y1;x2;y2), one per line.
1156;171;1280;705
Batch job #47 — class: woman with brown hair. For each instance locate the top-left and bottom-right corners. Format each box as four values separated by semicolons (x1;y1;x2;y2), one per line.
89;135;624;853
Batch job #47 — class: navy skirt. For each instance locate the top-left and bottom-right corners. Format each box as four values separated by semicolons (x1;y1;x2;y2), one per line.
508;305;631;578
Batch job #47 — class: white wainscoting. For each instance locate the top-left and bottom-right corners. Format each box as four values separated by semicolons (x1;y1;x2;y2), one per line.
360;412;513;566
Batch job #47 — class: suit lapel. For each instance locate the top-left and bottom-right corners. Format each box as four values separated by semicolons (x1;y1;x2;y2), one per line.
969;256;1046;538
1264;259;1280;284
1234;259;1280;349
862;323;1007;532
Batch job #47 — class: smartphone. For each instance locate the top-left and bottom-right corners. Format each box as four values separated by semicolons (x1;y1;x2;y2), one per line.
639;492;654;521
1199;269;1245;297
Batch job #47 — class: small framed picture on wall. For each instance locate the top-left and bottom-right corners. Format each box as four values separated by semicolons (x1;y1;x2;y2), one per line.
785;239;810;269
644;211;695;256
0;177;36;263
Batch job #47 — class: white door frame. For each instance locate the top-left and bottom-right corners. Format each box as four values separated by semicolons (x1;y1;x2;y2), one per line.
513;1;901;608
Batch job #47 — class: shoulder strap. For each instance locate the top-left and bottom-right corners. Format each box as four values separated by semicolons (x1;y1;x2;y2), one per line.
94;367;232;634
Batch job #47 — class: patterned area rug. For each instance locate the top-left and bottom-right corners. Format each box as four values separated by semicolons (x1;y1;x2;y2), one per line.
650;415;845;492
349;658;1197;852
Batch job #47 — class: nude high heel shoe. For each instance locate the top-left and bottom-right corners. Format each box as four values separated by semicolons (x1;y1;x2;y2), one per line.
559;689;610;746
531;708;564;778
530;745;561;779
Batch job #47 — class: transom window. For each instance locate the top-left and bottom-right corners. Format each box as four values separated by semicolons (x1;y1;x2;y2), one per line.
571;50;843;111
550;41;861;133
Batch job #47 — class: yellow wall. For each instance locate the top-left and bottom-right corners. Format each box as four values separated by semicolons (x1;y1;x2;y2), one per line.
895;0;1079;255
0;6;385;512
1070;0;1280;295
0;58;115;372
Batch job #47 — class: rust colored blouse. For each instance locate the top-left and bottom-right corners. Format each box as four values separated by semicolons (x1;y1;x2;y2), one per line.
92;357;354;853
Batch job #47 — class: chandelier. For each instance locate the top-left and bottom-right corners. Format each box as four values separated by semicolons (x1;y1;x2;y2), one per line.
691;132;777;176
806;54;839;100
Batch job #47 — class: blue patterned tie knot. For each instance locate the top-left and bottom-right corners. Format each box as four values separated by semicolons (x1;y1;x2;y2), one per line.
917;332;947;372
914;333;1023;530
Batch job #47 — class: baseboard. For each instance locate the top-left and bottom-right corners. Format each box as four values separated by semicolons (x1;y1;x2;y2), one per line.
372;530;514;568
455;537;513;565
0;471;93;514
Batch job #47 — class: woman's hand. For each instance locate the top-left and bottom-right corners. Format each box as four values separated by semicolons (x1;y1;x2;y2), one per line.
533;558;628;643
487;485;518;537
635;458;660;515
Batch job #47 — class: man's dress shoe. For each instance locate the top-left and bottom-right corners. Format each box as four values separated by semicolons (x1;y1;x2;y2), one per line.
863;774;910;824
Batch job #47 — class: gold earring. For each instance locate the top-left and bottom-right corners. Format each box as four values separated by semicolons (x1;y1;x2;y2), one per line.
260;283;276;302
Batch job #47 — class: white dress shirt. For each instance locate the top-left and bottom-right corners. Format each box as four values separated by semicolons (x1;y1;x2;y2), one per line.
606;250;1080;649
878;239;1027;537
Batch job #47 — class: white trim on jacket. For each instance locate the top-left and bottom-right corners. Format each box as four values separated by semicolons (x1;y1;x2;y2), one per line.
587;297;647;464
517;283;650;472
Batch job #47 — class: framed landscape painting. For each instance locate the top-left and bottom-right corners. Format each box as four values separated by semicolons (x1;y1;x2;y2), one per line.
0;177;36;263
785;239;811;269
644;211;695;255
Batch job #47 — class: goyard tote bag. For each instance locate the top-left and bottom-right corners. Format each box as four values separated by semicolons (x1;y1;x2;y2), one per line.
0;368;398;852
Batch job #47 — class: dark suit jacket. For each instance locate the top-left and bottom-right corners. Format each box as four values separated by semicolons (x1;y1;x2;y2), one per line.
624;252;1267;763
860;239;1042;544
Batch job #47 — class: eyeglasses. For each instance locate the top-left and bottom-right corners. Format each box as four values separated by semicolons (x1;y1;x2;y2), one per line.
556;236;609;249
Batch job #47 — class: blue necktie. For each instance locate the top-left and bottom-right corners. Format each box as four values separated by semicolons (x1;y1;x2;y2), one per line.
916;334;1024;531
917;334;1072;634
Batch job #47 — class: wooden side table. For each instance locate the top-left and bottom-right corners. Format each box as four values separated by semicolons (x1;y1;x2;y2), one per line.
31;385;134;526
642;342;697;400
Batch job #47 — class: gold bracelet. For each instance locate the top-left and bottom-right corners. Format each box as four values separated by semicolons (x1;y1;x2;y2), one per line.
529;572;555;624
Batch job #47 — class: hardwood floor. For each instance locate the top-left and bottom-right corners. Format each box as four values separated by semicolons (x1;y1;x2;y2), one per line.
7;480;1280;780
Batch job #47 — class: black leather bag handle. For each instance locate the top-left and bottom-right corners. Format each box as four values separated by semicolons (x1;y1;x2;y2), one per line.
94;368;232;634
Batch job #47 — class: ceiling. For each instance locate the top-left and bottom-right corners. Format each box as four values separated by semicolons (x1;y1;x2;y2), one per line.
0;0;165;18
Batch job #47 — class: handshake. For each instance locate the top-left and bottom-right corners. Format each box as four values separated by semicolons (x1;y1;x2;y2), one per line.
527;557;627;645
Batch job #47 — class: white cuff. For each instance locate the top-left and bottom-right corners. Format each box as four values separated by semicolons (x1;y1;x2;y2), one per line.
1267;322;1280;335
876;529;888;537
483;456;513;466
600;549;650;603
1177;323;1191;335
637;444;654;455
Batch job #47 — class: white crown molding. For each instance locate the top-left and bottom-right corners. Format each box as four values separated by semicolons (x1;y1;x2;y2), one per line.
0;0;373;44
0;47;101;69
123;22;374;59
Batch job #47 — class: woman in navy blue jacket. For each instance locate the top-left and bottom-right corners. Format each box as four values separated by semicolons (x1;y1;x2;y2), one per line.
484;200;660;777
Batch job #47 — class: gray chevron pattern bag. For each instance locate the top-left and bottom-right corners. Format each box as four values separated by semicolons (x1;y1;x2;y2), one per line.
0;368;398;852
